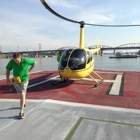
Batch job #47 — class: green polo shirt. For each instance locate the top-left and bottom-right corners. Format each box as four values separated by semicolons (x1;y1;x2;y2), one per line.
57;54;61;68
6;57;35;82
57;55;61;62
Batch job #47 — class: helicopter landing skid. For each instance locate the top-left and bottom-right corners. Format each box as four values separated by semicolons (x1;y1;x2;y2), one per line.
52;78;68;85
89;71;104;87
95;79;104;87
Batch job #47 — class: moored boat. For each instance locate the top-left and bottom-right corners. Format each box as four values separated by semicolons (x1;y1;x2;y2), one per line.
109;52;137;58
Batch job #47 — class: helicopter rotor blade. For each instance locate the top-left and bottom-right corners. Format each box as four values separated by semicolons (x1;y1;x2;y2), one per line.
40;0;80;24
85;23;140;27
40;0;140;27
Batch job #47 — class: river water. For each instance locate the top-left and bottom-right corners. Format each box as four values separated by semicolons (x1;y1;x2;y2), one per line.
0;55;140;75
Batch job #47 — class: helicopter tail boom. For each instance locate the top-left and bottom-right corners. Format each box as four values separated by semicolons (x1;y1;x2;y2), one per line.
90;48;100;54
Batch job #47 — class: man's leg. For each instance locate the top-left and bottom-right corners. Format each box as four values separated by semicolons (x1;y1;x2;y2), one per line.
20;94;25;114
13;81;28;118
19;81;28;118
24;94;27;108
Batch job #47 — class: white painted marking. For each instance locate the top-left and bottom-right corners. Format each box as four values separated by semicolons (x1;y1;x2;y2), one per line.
0;99;48;131
1;98;140;115
95;71;123;75
72;74;123;96
45;99;140;114
0;119;17;131
95;69;140;73
30;70;44;74
109;75;122;95
0;99;46;102
81;78;115;83
28;75;59;89
0;99;19;102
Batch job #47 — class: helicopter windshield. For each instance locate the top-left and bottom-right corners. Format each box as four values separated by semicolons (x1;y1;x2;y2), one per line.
60;49;73;70
68;49;86;70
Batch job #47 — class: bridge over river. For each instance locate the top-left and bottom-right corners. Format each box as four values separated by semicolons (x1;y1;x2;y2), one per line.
89;43;140;54
1;43;140;57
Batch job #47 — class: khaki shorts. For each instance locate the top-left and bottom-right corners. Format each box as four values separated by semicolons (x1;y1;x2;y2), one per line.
13;81;29;96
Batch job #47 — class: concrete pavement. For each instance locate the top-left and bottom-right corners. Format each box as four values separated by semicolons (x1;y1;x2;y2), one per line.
0;99;140;140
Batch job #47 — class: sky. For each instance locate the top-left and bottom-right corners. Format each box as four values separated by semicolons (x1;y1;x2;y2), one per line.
0;0;140;52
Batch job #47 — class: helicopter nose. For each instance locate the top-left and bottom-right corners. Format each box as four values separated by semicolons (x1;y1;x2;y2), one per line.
64;67;71;73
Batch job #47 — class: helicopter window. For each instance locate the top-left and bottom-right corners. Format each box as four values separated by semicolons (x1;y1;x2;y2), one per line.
60;49;72;70
87;51;93;63
87;51;91;64
68;49;86;70
90;52;93;61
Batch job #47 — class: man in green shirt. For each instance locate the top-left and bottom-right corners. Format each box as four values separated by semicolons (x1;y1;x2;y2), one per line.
57;51;62;67
6;53;37;119
57;51;62;79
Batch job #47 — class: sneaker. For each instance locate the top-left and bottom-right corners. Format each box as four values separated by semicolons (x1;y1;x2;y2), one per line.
19;113;24;119
24;101;27;108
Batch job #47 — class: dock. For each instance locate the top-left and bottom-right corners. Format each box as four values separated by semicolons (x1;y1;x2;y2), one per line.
0;70;140;140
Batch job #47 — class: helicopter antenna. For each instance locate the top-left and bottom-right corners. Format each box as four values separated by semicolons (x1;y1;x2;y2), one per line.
40;0;140;27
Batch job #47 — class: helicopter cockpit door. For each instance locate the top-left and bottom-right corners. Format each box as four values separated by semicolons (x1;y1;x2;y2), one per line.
60;49;73;70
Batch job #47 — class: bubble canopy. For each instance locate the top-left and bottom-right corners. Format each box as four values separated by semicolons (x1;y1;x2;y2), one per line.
60;49;86;70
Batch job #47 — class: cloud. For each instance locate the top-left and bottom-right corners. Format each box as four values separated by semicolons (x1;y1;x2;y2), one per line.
132;20;140;25
0;11;67;51
2;0;140;52
41;0;115;25
47;0;80;9
76;7;115;24
0;2;81;52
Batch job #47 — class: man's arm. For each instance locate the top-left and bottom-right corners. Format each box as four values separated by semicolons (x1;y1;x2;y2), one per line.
6;70;11;85
28;61;37;73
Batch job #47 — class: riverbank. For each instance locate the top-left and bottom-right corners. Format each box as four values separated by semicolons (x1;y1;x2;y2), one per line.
0;54;57;59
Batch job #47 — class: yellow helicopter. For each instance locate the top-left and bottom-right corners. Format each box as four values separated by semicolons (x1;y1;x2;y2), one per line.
40;0;104;86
